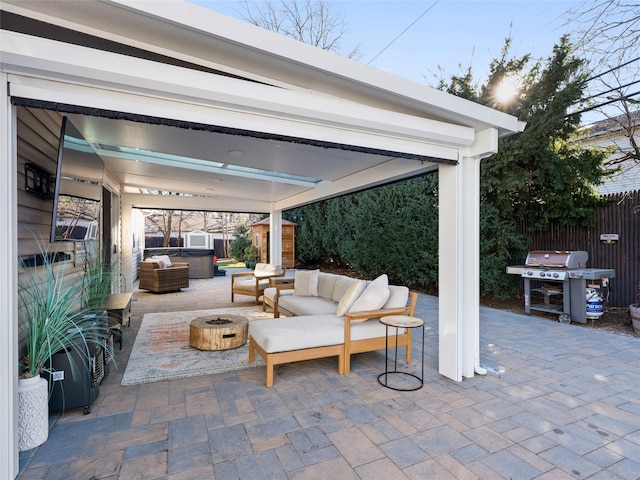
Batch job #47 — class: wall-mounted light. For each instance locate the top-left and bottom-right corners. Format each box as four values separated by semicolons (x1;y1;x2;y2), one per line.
25;163;54;199
600;233;619;245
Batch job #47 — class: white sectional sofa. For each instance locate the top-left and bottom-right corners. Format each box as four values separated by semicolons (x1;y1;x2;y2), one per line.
249;270;418;386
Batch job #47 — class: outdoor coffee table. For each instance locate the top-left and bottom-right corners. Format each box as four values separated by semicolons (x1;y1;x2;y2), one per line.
189;314;248;351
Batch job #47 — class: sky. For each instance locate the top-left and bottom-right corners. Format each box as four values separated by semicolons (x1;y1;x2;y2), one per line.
192;0;581;87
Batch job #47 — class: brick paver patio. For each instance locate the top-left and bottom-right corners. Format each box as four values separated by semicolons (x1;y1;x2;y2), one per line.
17;269;640;479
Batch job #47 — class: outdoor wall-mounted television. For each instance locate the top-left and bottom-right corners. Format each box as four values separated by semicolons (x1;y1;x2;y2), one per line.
50;116;105;242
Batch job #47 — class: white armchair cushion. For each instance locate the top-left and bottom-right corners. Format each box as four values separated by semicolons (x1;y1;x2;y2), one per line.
349;274;390;315
294;269;319;296
234;278;271;292
151;255;172;268
335;280;366;316
254;263;281;278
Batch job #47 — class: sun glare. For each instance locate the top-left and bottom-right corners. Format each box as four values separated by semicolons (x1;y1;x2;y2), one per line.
494;75;521;105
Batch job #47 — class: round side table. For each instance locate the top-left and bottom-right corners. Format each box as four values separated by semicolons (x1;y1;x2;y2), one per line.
377;315;424;391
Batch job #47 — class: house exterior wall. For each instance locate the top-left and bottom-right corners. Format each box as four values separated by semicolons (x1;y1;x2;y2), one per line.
17;107;62;254
15;107;86;347
579;117;639;195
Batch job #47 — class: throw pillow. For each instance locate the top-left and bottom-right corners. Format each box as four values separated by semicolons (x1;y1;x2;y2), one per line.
349;274;390;315
335;280;366;316
294;269;319;296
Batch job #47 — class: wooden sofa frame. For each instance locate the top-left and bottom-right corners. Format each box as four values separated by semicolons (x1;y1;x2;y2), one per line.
262;278;294;317
250;291;418;386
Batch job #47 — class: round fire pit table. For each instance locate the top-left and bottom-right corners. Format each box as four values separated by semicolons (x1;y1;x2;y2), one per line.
189;314;248;351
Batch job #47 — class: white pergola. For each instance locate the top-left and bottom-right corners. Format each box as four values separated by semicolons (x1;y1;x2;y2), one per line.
0;1;524;476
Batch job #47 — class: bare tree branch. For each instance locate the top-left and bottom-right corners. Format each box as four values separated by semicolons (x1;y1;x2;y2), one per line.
571;1;640;167
239;0;361;59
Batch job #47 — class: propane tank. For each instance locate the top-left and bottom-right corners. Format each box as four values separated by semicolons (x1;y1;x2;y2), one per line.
586;288;604;320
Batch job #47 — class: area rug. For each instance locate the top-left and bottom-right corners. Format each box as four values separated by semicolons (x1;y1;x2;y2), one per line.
121;307;272;385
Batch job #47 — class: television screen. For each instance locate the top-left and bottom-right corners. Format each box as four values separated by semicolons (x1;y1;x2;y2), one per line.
50;117;105;242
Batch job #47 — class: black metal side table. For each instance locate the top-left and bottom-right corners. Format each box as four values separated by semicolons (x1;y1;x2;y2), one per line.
377;315;424;391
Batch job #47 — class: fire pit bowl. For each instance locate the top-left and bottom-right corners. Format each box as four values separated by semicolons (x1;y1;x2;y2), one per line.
189;314;248;351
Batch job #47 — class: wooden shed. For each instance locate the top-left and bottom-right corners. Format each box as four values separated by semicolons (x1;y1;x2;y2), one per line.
252;218;297;268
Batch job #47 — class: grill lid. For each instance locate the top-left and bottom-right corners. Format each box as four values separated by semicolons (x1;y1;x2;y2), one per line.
525;250;588;269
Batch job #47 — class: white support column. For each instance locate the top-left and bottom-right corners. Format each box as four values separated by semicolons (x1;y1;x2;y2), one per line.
0;72;19;479
120;198;133;294
438;128;498;382
269;207;283;266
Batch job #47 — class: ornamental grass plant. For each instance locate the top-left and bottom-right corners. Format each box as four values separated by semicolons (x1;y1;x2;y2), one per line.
18;242;113;382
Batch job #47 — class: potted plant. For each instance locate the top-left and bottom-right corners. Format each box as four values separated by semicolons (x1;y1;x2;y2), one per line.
243;246;260;270
18;242;112;451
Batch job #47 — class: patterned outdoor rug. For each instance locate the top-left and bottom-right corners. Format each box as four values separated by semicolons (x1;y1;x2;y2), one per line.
121;307;272;385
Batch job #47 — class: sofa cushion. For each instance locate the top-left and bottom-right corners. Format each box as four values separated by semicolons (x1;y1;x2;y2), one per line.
249;315;406;353
279;295;337;316
383;285;410;308
250;315;345;352
254;263;281;278
350;318;405;341
263;287;294;305
336;280;366;316
349;274;390;315
317;272;339;300
294;269;319;296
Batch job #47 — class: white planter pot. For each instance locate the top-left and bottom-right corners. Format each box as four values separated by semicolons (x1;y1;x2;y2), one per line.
18;375;49;451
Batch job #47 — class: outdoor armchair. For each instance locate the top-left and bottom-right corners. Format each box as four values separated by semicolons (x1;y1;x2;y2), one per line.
231;263;285;304
138;260;189;293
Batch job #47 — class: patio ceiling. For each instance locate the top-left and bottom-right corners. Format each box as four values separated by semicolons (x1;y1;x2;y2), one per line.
62;110;442;213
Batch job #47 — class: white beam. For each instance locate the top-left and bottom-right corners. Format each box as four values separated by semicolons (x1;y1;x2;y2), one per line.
0;72;19;479
122;193;272;213
276;158;441;211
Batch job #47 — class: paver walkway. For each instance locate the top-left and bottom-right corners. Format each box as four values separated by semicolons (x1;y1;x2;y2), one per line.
17;270;640;479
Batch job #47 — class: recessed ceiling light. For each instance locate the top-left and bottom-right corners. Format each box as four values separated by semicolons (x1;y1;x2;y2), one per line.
227;150;244;157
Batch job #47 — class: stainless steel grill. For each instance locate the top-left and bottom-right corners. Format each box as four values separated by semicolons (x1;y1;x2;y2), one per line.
506;250;615;324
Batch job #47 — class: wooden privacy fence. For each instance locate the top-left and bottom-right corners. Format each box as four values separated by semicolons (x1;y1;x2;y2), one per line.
517;191;639;307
